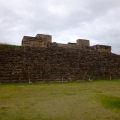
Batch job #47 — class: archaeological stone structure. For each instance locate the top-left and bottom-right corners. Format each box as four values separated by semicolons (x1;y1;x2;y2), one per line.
0;33;120;83
22;34;111;53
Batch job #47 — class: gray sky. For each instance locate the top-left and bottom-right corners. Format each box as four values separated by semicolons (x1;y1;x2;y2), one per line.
0;0;120;54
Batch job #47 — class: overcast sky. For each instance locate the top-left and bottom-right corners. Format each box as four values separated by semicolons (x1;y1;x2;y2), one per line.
0;0;120;54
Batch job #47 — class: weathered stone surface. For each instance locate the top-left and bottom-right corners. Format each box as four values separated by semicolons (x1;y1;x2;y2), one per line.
22;34;52;47
77;39;90;46
22;34;111;53
0;33;119;83
92;45;111;53
0;44;120;83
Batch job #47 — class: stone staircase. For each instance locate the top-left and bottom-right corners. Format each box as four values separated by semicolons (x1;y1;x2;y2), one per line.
0;45;120;83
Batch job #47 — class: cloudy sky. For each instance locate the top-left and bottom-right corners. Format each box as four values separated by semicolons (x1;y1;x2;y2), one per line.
0;0;120;54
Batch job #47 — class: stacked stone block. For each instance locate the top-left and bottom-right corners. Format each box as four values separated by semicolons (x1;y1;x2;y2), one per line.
77;39;90;46
92;45;111;53
22;34;52;47
0;45;120;83
22;34;111;53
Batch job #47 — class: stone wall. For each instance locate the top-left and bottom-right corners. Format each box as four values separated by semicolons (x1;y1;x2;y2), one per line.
0;45;120;83
92;45;111;53
22;34;52;47
77;39;90;46
22;34;111;53
22;36;45;47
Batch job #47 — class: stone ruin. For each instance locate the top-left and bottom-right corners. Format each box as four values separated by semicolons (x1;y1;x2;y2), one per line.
22;34;111;53
0;34;119;83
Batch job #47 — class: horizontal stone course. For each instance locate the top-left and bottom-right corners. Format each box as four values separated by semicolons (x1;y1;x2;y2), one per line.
0;45;120;83
22;34;111;53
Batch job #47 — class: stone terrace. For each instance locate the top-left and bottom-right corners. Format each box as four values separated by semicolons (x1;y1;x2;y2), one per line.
0;44;120;83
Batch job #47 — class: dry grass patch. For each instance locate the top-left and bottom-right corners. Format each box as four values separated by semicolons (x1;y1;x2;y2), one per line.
0;80;120;120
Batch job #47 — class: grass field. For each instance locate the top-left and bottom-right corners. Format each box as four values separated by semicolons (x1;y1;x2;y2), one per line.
0;80;120;120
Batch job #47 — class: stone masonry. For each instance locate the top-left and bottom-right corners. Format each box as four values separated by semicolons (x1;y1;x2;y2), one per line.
0;34;119;83
22;34;111;53
22;34;52;48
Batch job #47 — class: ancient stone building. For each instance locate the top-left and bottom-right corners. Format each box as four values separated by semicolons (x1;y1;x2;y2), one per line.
92;45;111;53
0;34;119;83
22;34;111;53
22;34;52;47
76;39;90;46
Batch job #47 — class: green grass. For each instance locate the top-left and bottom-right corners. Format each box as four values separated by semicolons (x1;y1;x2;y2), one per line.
99;95;120;110
0;80;120;120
